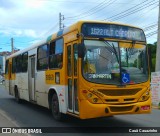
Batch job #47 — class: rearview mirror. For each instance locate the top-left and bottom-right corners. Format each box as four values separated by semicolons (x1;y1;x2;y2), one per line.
78;43;85;58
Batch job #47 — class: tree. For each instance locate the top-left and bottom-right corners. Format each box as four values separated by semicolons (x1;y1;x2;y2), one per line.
147;42;157;72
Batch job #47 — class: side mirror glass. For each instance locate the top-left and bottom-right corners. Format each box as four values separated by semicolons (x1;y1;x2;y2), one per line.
78;43;85;58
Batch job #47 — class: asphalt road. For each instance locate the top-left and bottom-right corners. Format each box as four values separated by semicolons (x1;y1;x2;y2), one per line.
0;84;160;136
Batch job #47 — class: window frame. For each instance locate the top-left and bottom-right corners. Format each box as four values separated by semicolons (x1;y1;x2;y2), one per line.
15;55;22;73
12;57;16;74
22;52;28;73
37;44;49;71
49;38;64;70
5;59;9;74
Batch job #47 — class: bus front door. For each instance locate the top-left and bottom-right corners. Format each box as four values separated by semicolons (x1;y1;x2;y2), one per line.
28;56;36;102
67;43;79;114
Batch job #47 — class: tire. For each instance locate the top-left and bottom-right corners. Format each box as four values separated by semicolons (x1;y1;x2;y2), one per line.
51;94;63;121
15;87;22;104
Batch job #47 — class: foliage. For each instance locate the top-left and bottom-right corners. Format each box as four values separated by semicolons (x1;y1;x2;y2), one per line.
147;42;157;72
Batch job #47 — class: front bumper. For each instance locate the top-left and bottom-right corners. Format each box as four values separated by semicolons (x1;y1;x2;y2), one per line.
79;97;151;119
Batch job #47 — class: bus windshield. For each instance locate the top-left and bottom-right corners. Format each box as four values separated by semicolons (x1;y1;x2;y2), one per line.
82;40;149;85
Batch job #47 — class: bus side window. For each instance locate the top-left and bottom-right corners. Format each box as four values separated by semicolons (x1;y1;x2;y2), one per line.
5;60;9;74
12;57;16;74
37;44;49;70
49;38;63;69
22;52;28;72
49;41;56;68
16;55;22;73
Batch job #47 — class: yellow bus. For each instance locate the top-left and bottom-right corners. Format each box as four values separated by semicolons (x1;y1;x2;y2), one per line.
5;21;151;120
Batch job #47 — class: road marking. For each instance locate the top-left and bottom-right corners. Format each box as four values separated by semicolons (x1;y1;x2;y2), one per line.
0;109;19;127
0;109;31;136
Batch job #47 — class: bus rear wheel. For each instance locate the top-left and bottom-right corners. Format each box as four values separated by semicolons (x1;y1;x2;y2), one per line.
51;94;63;121
15;87;21;104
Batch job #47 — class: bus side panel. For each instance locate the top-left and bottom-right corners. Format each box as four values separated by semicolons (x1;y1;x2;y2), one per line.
14;73;21;98
8;60;15;96
10;73;16;96
36;71;49;108
4;59;10;94
35;68;68;113
20;73;29;101
5;78;9;93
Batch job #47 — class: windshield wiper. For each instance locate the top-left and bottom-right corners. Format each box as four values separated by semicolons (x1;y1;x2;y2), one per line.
104;41;119;64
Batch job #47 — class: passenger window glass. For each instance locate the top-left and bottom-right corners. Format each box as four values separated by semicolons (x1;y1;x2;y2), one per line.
5;60;9;74
49;38;63;69
55;39;63;54
16;55;22;73
67;45;72;76
12;58;16;73
22;52;28;72
37;44;48;70
74;44;78;76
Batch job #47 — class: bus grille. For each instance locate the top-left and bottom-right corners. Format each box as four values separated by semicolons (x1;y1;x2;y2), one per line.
98;88;141;96
110;106;133;112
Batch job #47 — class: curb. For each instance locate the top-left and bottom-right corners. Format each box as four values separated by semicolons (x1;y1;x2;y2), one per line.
152;106;159;109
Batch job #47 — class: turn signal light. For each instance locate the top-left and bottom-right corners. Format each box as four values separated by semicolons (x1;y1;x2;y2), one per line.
82;90;88;93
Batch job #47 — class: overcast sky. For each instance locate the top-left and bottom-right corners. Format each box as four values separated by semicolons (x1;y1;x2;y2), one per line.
0;0;159;52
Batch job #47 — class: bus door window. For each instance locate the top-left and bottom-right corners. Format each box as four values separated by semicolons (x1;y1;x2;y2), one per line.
73;44;78;76
29;56;36;101
67;44;79;113
73;44;79;112
67;45;72;76
67;45;72;110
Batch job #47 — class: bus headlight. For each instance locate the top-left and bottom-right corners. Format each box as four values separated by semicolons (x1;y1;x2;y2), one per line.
146;91;149;96
82;90;103;104
87;93;92;98
93;98;98;103
138;91;150;102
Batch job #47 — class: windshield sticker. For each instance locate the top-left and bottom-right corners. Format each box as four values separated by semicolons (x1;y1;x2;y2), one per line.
122;73;130;83
88;74;112;79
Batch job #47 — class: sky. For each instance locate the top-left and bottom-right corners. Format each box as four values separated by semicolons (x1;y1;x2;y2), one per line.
0;0;159;52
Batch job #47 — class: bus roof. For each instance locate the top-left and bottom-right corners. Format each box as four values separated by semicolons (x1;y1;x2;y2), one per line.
6;20;143;59
46;20;143;42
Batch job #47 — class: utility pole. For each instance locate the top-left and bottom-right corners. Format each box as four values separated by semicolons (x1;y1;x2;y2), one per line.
155;0;160;71
11;38;14;54
59;12;65;30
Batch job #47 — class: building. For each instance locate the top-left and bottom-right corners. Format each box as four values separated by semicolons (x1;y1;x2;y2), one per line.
0;56;5;75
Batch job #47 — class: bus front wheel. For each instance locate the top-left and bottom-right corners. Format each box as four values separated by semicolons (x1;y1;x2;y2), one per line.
51;94;63;121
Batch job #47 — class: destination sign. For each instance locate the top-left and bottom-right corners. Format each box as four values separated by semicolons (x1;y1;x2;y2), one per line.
82;23;146;42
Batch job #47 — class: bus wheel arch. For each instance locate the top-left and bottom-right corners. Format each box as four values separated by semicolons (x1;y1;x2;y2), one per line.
48;89;63;121
14;85;21;103
48;89;57;109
